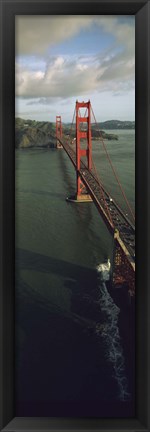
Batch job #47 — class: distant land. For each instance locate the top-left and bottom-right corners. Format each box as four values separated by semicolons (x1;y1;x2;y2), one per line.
15;118;134;149
65;120;135;130
96;120;135;130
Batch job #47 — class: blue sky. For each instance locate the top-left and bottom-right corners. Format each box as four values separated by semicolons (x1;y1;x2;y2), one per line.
48;26;115;56
15;16;135;122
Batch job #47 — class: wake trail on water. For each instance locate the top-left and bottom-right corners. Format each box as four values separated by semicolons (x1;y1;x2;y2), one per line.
95;273;130;401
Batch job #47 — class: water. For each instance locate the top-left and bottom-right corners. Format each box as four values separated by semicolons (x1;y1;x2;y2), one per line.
15;130;135;417
91;130;135;217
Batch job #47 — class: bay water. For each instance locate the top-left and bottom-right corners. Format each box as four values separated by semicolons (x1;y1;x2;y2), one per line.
15;130;135;417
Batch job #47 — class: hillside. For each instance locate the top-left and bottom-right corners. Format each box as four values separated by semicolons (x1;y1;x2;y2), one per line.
15;118;56;148
64;124;118;141
95;120;135;130
15;118;119;148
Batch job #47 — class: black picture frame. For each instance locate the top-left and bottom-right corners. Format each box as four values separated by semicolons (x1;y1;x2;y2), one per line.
0;0;149;431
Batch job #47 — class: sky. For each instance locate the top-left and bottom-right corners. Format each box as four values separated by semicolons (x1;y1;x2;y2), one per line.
15;15;135;123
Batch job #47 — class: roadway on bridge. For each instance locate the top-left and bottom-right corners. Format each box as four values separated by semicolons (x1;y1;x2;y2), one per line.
58;137;135;266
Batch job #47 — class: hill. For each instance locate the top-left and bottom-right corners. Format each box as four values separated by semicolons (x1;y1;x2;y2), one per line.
15;118;56;148
95;120;135;130
15;118;119;148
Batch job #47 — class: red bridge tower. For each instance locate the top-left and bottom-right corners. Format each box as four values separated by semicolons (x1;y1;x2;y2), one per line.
76;100;92;201
56;115;63;149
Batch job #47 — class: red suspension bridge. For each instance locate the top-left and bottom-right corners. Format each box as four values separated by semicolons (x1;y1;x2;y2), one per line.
55;100;135;296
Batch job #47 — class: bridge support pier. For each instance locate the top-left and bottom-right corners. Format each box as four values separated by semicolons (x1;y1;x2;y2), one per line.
75;173;92;202
56;116;63;148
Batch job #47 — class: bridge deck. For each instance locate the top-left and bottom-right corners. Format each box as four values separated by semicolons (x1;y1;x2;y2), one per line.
58;137;135;276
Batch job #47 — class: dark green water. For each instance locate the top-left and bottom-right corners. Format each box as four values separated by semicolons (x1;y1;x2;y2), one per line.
15;130;135;417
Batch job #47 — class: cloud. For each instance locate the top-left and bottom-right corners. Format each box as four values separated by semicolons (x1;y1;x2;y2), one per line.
26;97;55;106
15;56;99;99
98;52;134;84
15;16;93;56
15;16;134;57
15;16;135;101
95;17;135;87
16;48;134;100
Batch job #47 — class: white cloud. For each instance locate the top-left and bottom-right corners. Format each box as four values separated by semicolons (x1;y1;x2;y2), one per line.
16;45;135;100
15;16;93;56
76;64;88;71
15;15;135;120
15;56;99;99
15;15;135;58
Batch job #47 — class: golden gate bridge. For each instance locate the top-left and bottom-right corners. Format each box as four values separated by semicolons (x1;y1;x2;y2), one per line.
55;101;135;296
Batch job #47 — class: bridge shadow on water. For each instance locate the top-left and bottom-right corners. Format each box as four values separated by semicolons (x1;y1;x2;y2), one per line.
16;248;101;324
57;145;75;195
15;248;134;417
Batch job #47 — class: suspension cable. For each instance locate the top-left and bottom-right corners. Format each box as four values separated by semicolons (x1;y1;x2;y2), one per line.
67;106;76;145
79;105;113;225
91;104;135;223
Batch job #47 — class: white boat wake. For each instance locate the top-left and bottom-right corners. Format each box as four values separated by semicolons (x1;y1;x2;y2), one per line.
97;258;111;281
96;263;130;401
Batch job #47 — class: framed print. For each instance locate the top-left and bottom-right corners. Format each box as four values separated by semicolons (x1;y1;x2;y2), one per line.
0;1;150;431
